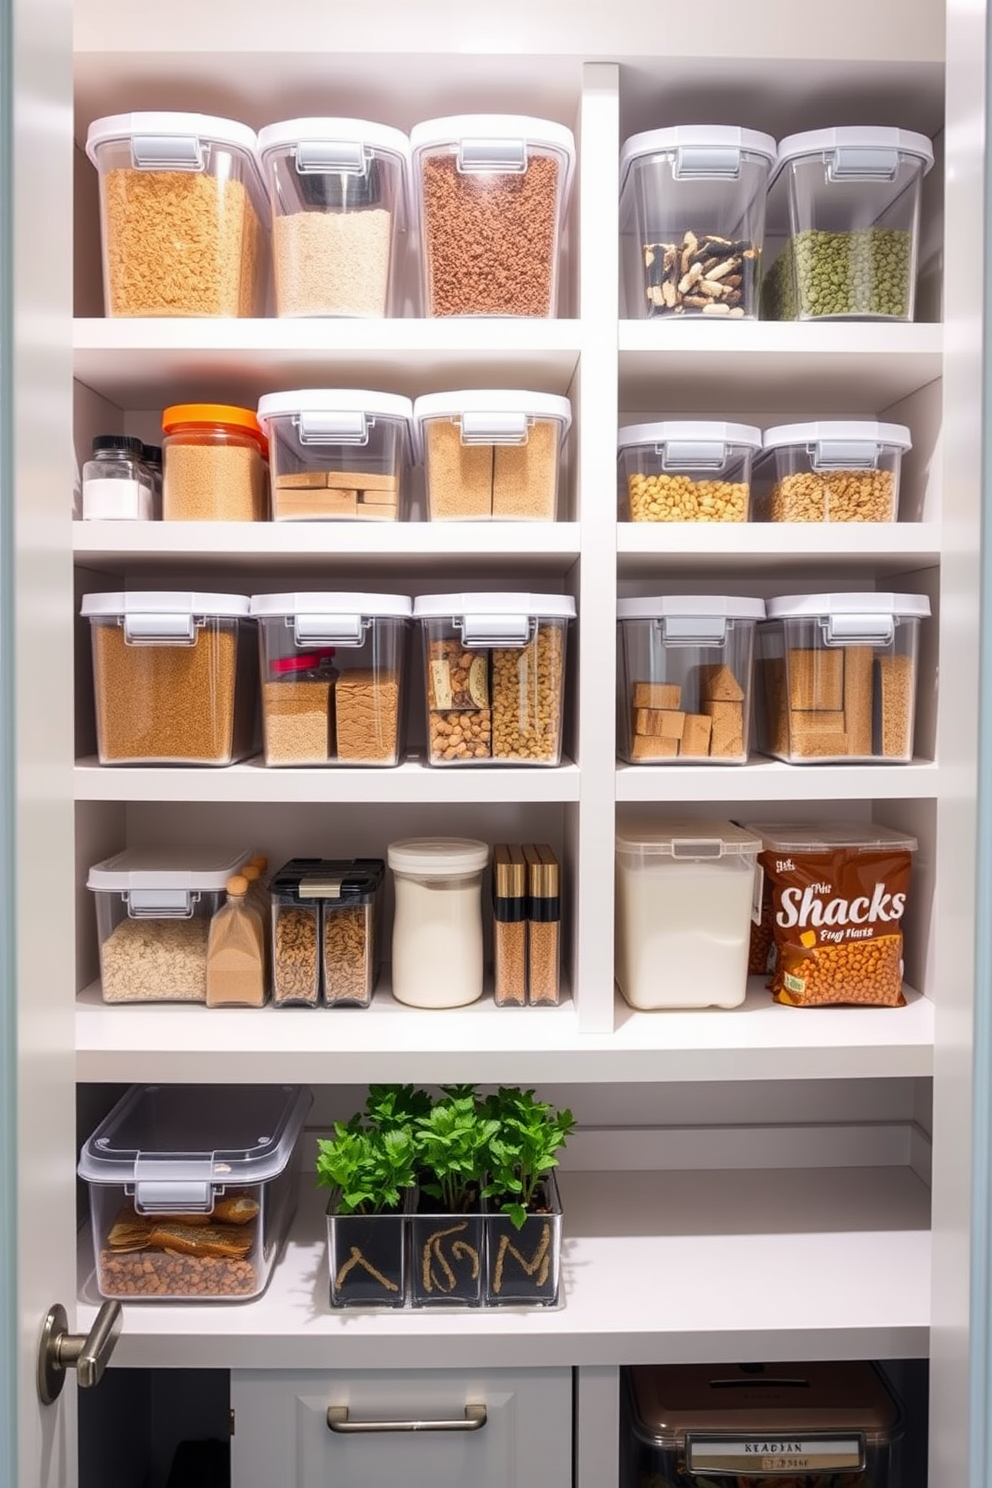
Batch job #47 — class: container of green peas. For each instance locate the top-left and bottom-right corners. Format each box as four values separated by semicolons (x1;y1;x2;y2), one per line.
762;127;934;322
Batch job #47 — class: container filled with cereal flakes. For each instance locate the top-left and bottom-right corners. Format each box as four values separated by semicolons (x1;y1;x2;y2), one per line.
78;1082;311;1302
752;420;911;523
85;112;269;318
617;421;761;523
415;390;571;520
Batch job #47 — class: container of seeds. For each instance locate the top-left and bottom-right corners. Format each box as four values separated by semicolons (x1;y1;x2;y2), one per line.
269;857;385;1007
617;421;761;522
618;125;776;319
414;390;571;519
162;404;269;522
85;111;269;318
762;126;935;321
752;421;911;522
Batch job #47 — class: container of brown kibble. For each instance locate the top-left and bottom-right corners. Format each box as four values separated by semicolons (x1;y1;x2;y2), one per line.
87;845;254;1003
269;858;385;1007
413;592;575;766
78;1083;311;1302
752;421;911;522
756;591;930;763
617;596;765;764
162;403;269;521
256;390;413;521
414;390;571;520
617;422;761;523
256;117;411;318
80;591;259;766
250;592;411;766
85;112;269;318
410;115;576;317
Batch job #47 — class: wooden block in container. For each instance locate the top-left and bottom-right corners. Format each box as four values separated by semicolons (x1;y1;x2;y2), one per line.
631;734;679;761
275;470;330;489
634;708;685;738
697;663;745;703
358;487;401;505
632;681;682;710
354;503;399;521
787;648;844;711
680;712;713;757
843;646;875;756
791;730;850;758
790;709;846;736
274;490;358;518
325;469;399;492
877;652;915;758
703;700;744;758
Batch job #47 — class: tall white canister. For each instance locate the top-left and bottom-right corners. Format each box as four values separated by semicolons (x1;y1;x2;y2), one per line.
387;837;490;1007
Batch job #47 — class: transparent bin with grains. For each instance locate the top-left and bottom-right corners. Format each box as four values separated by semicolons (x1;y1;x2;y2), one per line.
410;114;575;317
414;390;571;520
755;591;930;763
88;845;254;1004
752;421;910;523
85;112;269;318
80;591;259;766
269;858;385;1008
162;403;269;522
413;592;575;765
78;1083;311;1302
256;390;413;522
617;422;761;523
257;117;411;318
617;596;765;764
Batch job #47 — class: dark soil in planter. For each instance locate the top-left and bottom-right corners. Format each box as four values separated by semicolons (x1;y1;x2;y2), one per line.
327;1209;406;1308
485;1177;562;1306
410;1187;484;1307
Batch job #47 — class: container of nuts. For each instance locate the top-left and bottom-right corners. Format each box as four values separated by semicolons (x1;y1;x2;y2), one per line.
619;125;776;320
412;592;575;766
617;421;761;523
269;858;385;1007
78;1083;312;1302
752;420;911;523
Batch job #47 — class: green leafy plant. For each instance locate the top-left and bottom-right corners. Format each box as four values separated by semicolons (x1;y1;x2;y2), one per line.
315;1122;417;1216
482;1087;576;1230
363;1083;433;1132
412;1085;500;1215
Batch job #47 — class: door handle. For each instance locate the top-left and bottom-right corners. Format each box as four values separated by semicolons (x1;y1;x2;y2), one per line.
37;1300;123;1405
327;1403;487;1434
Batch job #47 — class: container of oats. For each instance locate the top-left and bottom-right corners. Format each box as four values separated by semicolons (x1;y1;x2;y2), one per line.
756;591;930;763
752;421;911;522
85;111;269;318
256;390;413;521
78;1083;311;1302
617;422;761;523
256;117;411;318
412;592;575;765
414;390;571;520
269;857;385;1007
80;591;259;766
249;591;411;766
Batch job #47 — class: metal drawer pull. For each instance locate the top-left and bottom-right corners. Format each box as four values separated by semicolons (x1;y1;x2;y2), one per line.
327;1403;487;1434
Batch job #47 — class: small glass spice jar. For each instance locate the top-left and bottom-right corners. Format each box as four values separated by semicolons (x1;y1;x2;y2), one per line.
162;403;269;522
493;844;527;1007
82;434;154;521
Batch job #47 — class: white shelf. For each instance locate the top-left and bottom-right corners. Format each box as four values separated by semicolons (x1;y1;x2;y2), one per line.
74;978;933;1084
77;1167;930;1370
617;522;941;575
616;758;939;802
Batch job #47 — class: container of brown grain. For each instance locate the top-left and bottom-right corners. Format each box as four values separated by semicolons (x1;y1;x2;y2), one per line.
85;112;269;318
162;403;269;521
80;590;259;765
414;390;571;520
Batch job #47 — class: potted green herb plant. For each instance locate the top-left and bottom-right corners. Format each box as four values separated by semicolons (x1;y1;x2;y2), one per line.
409;1085;500;1308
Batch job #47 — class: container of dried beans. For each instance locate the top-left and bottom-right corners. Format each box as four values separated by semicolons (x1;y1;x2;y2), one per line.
619;124;776;319
78;1083;311;1301
85;111;269;318
80;591;260;766
269;857;385;1008
410;114;575;317
414;390;571;520
751;420;911;523
162;403;269;522
755;591;930;763
257;117;411;318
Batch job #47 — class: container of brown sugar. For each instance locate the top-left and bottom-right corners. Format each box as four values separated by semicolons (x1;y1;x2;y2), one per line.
162;403;269;521
752;420;911;522
617;421;761;523
410;114;575;317
85;111;269;318
256;390;413;521
250;591;411;766
414;390;571;520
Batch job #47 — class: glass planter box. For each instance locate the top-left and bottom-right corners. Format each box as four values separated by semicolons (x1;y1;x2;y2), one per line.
325;1195;408;1309
484;1172;562;1307
410;1189;485;1308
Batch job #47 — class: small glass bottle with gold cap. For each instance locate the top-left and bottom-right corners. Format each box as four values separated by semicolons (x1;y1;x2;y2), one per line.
493;844;527;1007
525;844;561;1006
206;874;266;1008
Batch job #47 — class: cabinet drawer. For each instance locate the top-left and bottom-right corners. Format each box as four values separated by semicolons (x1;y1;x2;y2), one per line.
231;1366;572;1488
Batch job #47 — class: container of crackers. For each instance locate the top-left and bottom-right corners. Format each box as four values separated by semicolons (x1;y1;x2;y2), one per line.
78;1083;311;1302
617;596;765;765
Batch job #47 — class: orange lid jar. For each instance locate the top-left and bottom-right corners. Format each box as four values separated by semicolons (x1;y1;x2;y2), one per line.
162;403;269;522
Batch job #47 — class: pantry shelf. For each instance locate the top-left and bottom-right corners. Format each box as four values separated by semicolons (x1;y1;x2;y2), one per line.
616;758;939;802
617;522;941;576
75;1165;930;1371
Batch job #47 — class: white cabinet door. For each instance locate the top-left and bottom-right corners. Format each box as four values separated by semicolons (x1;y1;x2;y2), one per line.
231;1367;572;1488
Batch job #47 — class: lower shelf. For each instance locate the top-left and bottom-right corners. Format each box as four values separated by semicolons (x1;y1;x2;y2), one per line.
79;1166;930;1370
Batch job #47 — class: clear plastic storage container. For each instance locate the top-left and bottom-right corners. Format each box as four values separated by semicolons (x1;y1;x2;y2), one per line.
410;115;575;317
619;125;776;319
269;858;385;1007
257;118;411;318
87;845;253;1004
85;112;269;318
256;390;413;521
752;421;911;523
80;591;259;766
756;591;930;763
413;592;575;765
414;390;571;520
250;591;411;766
162;403;268;522
617;422;761;523
615;816;760;1009
762;126;935;321
617;596;765;763
78;1083;311;1302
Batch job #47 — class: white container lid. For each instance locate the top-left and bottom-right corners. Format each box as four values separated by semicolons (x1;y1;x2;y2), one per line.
619;125;777;195
87;845;253;893
741;821;918;853
616;816;761;861
256;117;411;167
249;591;412;620
256;389;413;427
388;836;490;876
617;595;766;621
414;389;571;427
81;591;251;620
762;421;912;453
774;126;935;177
765;592;930;620
413;592;576;619
618;421;762;452
410;114;575;205
86;111;259;165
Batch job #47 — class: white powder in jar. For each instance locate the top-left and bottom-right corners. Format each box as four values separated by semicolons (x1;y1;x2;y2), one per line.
391;873;483;1008
273;209;392;317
